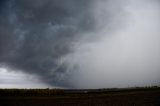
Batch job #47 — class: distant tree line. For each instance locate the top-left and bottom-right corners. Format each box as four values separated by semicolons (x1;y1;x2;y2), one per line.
0;88;64;97
0;86;159;97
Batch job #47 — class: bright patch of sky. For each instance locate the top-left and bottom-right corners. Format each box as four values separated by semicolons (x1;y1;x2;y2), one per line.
0;68;49;88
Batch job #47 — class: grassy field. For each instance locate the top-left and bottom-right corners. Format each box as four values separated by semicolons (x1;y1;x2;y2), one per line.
0;87;160;106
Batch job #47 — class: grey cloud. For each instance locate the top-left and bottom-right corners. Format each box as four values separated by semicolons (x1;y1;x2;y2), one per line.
0;0;160;88
0;0;97;87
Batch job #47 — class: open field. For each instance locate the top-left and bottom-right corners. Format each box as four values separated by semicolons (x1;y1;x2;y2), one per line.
0;87;160;106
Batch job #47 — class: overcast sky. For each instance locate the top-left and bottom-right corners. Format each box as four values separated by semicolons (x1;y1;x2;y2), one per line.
0;0;160;89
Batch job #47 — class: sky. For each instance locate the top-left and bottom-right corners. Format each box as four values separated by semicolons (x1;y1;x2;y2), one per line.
0;0;160;89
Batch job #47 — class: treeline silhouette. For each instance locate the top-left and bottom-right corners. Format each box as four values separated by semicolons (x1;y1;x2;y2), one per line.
0;88;64;97
0;86;159;97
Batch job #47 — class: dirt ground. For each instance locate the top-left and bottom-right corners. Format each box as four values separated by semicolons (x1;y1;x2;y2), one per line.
0;90;160;106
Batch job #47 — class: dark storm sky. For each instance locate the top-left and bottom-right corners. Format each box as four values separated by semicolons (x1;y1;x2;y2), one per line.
0;0;160;88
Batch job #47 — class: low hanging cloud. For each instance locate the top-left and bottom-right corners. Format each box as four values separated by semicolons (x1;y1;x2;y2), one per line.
0;0;96;87
0;0;160;88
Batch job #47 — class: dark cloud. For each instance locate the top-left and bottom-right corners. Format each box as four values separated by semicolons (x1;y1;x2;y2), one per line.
0;0;7;10
0;0;159;88
0;0;97;87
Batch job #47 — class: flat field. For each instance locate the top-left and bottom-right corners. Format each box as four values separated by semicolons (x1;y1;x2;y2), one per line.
0;87;160;106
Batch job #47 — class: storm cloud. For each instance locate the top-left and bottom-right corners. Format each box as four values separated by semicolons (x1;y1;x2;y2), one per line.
0;0;160;88
0;0;96;87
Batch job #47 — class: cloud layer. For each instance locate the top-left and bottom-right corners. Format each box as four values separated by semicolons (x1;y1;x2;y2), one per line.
0;0;160;88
